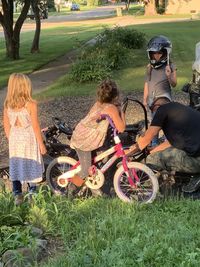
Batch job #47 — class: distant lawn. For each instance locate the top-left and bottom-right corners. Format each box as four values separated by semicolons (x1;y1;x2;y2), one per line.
0;24;104;89
37;20;200;99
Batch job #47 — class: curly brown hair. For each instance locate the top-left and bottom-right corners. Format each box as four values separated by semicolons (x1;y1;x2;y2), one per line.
97;79;119;103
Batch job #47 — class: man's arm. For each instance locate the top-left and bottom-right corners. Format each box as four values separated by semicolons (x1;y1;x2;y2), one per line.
137;126;161;150
126;125;161;155
165;65;177;87
149;140;171;154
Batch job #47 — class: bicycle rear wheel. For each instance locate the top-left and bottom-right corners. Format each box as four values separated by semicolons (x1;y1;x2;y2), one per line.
114;162;158;203
46;156;77;195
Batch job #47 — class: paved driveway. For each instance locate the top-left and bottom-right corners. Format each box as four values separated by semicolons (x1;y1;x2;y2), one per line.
0;5;125;37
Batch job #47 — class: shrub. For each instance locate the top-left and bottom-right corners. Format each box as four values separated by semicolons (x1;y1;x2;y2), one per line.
69;56;111;83
156;6;165;14
102;41;130;69
69;27;145;83
47;0;56;11
87;0;103;6
97;27;146;49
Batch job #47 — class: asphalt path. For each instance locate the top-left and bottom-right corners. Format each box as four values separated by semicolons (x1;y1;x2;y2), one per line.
0;4;192;38
46;5;119;22
0;5;124;37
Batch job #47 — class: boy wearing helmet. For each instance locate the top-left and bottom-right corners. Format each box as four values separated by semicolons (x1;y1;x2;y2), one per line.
143;35;177;146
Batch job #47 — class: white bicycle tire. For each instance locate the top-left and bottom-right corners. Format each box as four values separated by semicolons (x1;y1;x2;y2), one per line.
46;156;78;195
114;162;158;203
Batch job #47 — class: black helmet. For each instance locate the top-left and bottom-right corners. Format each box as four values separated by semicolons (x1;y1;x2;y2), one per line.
147;35;172;69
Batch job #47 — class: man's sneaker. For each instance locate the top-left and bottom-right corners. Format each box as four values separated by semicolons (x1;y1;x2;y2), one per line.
182;176;200;193
14;195;24;206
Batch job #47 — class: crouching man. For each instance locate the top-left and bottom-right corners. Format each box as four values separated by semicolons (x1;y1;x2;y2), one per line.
127;97;200;193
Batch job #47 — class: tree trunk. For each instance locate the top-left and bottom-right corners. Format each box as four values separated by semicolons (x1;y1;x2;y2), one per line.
0;0;30;59
144;0;157;16
30;0;41;53
127;0;131;11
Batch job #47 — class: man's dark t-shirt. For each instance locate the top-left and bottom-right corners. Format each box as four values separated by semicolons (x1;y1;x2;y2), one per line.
151;102;200;157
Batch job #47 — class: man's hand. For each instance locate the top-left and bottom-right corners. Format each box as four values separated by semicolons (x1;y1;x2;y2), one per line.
125;143;141;156
165;65;172;78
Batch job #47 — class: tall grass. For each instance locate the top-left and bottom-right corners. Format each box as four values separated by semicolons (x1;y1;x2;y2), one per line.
39;197;200;267
1;180;200;266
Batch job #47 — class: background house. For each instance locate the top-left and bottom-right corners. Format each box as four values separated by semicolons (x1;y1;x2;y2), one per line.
165;0;200;14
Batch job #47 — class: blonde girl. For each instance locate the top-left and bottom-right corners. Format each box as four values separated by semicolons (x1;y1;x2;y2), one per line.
3;73;46;205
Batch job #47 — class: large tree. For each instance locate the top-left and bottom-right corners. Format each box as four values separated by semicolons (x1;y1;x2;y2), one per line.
0;0;31;59
30;0;41;53
144;0;157;15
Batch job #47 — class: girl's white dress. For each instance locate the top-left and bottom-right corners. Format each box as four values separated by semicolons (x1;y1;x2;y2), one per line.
8;107;43;183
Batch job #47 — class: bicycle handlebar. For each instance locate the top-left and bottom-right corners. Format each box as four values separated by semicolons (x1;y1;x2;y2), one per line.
98;114;118;136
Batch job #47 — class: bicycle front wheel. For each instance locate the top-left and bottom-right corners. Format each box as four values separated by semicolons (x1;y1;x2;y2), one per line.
114;162;158;203
46;156;77;195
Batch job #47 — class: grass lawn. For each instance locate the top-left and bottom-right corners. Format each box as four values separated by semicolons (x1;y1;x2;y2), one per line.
37;20;200;99
0;24;104;89
35;19;200;266
1;18;200;267
39;197;200;267
1;188;200;267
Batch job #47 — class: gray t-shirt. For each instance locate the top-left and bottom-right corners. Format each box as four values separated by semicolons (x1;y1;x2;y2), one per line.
145;63;176;106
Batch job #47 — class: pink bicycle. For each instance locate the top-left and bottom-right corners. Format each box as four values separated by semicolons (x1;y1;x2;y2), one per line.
46;114;158;203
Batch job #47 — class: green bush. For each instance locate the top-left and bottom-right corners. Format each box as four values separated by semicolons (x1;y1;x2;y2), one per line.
103;41;130;69
87;0;103;6
98;27;146;49
69;56;111;83
69;27;145;83
156;6;165;14
47;0;56;11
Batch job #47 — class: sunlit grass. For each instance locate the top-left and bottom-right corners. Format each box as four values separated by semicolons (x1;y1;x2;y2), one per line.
0;24;105;88
37;20;200;99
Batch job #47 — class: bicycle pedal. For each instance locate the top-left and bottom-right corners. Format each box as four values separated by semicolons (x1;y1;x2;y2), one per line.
88;165;97;176
57;177;68;187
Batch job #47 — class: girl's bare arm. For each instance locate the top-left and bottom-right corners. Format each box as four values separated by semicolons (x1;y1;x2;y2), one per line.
104;104;126;133
28;101;47;155
3;108;10;139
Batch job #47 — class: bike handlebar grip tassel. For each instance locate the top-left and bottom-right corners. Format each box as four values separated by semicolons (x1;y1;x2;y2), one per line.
114;136;121;144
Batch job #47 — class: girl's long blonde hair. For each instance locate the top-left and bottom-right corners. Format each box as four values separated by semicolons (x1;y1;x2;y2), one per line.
4;73;33;109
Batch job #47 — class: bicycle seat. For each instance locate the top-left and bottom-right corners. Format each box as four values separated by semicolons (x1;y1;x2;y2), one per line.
125;120;145;134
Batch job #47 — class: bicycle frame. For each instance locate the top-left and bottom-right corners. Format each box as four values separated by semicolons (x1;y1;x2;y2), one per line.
58;115;140;188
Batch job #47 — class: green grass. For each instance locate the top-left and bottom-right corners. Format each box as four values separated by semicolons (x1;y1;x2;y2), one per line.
37;196;200;266
0;24;104;89
37;20;200;99
1;186;200;267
